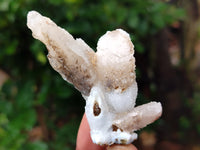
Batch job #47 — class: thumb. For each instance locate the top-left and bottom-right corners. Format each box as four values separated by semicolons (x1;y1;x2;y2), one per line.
106;144;138;150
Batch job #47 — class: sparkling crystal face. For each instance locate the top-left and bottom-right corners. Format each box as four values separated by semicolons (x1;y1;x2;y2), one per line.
27;11;162;145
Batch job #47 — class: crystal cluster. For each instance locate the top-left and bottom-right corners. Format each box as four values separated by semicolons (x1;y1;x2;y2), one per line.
27;11;162;145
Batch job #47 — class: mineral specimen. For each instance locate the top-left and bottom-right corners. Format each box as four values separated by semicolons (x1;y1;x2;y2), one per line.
27;11;162;145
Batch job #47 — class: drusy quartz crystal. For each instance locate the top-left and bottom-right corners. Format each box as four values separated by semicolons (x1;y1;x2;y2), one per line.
27;11;162;145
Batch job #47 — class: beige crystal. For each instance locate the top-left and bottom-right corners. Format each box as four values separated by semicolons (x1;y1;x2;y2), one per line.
96;29;136;91
27;11;96;96
27;11;162;145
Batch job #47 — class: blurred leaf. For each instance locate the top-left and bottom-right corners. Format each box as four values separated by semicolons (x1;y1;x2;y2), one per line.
0;0;11;11
5;40;18;55
25;141;48;150
10;0;20;13
0;113;9;126
50;118;79;150
64;0;80;4
152;14;165;29
30;40;47;64
128;11;139;29
35;82;50;105
48;0;63;5
55;86;73;98
135;43;145;54
196;124;200;135
53;77;73;98
179;116;190;130
0;100;13;115
36;51;47;65
10;109;36;130
15;81;35;110
138;19;149;36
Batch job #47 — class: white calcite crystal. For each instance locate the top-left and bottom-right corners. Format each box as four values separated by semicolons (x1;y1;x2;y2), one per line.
27;11;162;145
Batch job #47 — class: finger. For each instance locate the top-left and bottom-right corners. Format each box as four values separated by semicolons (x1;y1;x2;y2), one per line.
76;113;105;150
106;144;137;150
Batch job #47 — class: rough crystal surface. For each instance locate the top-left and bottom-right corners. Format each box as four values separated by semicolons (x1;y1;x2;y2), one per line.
27;11;162;145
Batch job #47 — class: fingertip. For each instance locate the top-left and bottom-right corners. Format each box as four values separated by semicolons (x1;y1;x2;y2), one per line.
76;114;104;150
106;144;137;150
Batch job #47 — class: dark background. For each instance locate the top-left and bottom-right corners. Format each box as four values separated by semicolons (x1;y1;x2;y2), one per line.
0;0;200;149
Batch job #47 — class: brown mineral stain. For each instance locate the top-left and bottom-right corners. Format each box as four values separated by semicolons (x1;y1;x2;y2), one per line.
93;101;101;116
120;139;127;144
112;124;123;132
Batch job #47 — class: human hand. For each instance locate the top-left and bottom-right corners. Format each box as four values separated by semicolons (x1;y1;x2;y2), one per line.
76;114;137;150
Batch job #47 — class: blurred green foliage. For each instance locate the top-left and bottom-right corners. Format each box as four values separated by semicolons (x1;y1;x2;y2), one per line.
179;88;200;142
0;0;184;149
